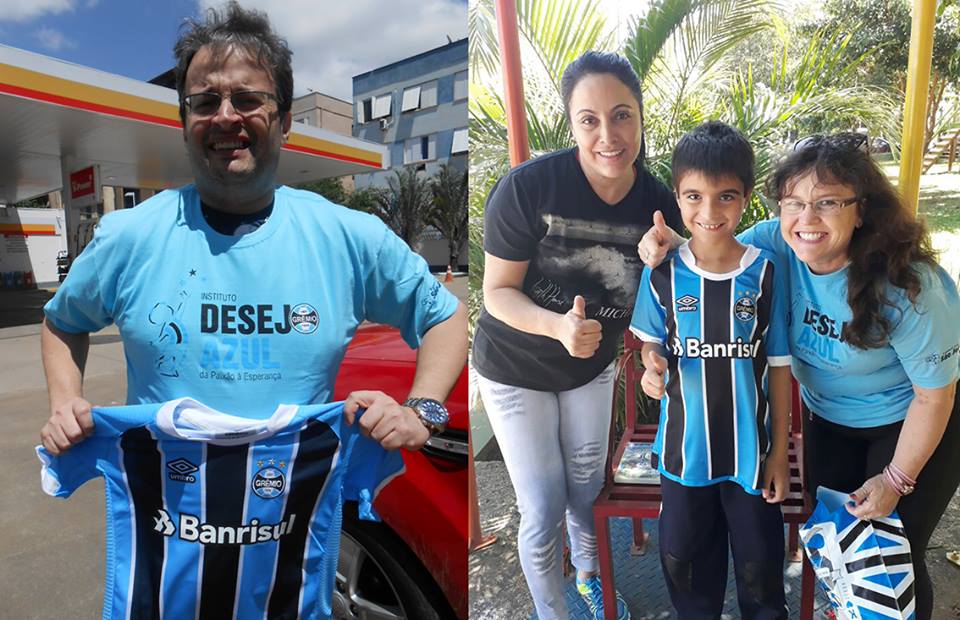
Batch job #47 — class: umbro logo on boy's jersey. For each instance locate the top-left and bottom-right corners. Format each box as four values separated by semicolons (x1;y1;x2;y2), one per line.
676;295;698;312
152;508;297;545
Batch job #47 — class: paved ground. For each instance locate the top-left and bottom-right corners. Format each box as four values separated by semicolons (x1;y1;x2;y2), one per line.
470;457;960;620
0;274;466;619
0;322;124;619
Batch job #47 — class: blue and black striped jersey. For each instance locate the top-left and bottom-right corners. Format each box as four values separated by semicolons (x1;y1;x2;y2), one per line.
36;398;403;620
630;243;790;493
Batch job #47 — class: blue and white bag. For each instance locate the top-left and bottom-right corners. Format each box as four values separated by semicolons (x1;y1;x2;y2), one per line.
799;487;915;620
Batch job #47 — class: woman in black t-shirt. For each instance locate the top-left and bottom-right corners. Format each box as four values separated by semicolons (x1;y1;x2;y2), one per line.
474;51;680;620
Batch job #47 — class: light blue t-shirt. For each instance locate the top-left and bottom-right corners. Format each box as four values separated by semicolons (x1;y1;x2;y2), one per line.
630;243;790;493
36;398;404;620
741;219;960;427
44;185;458;416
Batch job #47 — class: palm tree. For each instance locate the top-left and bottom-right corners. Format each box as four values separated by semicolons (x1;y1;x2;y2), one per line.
371;167;434;251
429;164;468;270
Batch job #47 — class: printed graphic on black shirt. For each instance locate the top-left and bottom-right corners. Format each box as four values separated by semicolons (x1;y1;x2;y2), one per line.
533;214;645;320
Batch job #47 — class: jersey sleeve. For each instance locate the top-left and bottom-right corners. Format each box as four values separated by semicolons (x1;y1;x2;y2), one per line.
888;265;960;389
629;266;667;344
738;219;789;261
340;427;406;522
43;218;117;333
765;255;791;366
482;171;543;261
35;440;105;498
362;224;459;349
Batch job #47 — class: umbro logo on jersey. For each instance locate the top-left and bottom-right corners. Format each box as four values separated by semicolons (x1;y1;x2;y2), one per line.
152;508;297;545
166;458;199;483
676;295;698;312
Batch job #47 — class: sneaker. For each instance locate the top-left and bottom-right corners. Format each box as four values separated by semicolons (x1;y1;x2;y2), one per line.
576;574;630;620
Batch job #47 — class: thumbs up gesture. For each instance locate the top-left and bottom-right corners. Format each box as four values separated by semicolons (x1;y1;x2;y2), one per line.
641;349;668;399
557;295;602;358
637;210;676;268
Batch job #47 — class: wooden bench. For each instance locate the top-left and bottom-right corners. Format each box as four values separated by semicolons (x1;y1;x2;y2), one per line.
592;333;816;619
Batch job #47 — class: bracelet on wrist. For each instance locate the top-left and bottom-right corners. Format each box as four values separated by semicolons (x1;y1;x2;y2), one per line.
887;462;916;486
883;464;915;496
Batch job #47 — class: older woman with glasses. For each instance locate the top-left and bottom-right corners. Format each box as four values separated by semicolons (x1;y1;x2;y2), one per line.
638;133;960;620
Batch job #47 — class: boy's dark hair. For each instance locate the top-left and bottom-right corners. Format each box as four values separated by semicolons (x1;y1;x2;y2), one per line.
560;51;646;160
671;121;754;194
174;1;293;124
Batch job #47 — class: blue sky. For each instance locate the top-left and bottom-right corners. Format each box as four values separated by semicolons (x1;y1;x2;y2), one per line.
0;0;468;100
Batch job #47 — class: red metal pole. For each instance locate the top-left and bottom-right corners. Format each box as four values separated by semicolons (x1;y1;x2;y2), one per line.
494;0;530;167
469;0;529;555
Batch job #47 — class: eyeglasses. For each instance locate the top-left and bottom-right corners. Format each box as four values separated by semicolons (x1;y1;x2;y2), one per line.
778;197;860;216
793;132;868;153
182;91;278;117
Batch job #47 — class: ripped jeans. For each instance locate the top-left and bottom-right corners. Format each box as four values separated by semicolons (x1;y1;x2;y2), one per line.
476;363;615;620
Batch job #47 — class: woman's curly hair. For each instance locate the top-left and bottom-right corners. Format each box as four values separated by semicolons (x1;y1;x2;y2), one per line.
768;138;938;349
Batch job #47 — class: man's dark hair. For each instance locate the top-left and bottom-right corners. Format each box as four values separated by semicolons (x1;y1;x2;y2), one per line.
560;51;646;160
671;121;755;194
174;1;293;124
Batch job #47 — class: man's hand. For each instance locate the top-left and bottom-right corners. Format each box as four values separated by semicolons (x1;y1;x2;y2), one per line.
344;390;430;451
641;350;667;399
846;474;900;521
637;210;676;268
40;396;94;455
557;295;602;358
761;449;789;504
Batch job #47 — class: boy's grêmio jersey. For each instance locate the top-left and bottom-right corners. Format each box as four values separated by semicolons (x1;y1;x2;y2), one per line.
36;398;404;620
630;243;791;493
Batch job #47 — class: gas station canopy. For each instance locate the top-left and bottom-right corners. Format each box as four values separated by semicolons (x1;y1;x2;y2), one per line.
0;44;386;204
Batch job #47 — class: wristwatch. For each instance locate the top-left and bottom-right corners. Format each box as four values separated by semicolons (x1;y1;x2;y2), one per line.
402;397;449;435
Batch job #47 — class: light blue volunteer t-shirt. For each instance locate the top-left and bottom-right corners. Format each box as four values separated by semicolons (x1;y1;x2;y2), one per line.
740;219;960;427
44;185;459;417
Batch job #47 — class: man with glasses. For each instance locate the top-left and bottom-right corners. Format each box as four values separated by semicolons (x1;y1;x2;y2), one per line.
40;2;466;456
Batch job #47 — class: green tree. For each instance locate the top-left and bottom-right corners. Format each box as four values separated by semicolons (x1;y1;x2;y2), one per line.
297;177;381;214
811;0;960;151
429;164;468;269
371;167;434;251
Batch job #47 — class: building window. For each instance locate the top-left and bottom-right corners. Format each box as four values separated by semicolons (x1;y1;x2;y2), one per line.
451;128;468;154
401;85;421;112
372;93;392;119
420;80;438;108
404;134;436;164
453;70;467;101
359;98;372;123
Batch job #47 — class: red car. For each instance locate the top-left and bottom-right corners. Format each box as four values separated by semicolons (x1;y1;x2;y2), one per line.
332;323;468;619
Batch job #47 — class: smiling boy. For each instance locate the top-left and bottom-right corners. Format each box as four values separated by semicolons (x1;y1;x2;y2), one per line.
630;121;792;619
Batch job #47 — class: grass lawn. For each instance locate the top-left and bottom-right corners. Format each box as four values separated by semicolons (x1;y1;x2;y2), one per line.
882;162;960;282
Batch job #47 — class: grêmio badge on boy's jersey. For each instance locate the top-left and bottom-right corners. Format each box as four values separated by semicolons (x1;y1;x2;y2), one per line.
35;398;404;620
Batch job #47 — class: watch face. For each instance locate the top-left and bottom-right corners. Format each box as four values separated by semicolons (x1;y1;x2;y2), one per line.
417;399;448;425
